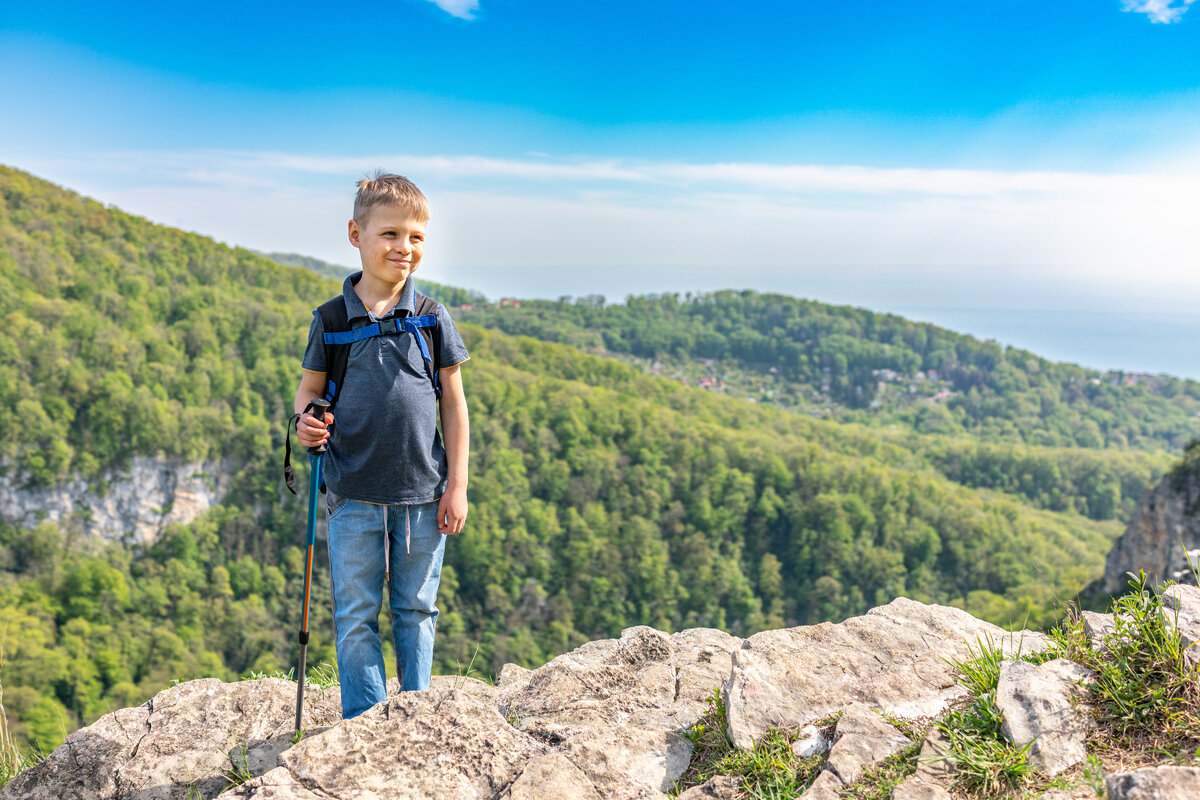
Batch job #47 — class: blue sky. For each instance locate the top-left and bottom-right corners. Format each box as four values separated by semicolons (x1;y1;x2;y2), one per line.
3;0;1200;375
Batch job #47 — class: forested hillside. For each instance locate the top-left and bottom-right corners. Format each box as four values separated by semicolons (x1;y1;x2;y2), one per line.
456;294;1200;451
0;165;1184;753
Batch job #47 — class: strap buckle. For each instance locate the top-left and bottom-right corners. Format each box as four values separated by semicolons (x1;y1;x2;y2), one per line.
378;318;399;335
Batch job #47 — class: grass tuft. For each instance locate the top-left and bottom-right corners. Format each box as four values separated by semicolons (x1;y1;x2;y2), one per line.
671;689;832;799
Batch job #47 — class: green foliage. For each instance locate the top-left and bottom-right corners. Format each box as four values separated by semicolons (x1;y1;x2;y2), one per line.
673;689;828;799
935;687;1035;796
935;635;1044;797
223;741;252;789
1049;573;1200;745
839;740;921;800
455;292;1200;452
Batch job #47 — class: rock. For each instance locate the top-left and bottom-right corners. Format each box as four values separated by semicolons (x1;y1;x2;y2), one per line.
497;662;533;688
724;597;1046;749
284;686;546;800
0;705;150;800
497;625;738;740
1037;789;1096;800
1161;584;1200;663
824;703;911;785
213;766;329;800
667;628;743;717
0;677;341;800
422;674;499;705
1100;459;1200;594
1082;610;1115;642
1106;765;1200;799
558;725;691;798
912;726;955;785
799;769;844;799
675;775;742;800
892;777;951;800
791;724;828;758
996;658;1093;776
505;753;603;800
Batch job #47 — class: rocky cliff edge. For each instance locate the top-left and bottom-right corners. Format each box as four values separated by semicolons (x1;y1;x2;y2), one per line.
4;594;1198;800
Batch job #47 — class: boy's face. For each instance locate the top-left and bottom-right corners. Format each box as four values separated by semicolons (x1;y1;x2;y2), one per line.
348;204;427;287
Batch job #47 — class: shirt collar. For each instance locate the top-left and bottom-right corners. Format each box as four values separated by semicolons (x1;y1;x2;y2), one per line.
341;271;417;321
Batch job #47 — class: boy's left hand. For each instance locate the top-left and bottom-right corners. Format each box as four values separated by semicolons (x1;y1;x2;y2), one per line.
438;486;467;535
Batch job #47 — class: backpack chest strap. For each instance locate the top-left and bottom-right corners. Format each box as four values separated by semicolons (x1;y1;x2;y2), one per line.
322;313;437;346
322;313;440;396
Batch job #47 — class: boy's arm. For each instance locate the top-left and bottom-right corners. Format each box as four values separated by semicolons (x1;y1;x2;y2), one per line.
437;363;469;535
294;369;333;449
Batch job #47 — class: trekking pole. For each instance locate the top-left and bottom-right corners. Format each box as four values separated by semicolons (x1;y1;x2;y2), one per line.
295;398;330;734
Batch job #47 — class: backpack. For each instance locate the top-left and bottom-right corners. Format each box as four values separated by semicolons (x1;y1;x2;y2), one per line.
284;283;442;495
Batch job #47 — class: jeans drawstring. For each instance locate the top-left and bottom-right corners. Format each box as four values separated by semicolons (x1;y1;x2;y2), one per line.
382;505;412;585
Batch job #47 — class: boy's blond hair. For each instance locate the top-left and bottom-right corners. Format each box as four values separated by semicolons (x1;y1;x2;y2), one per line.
353;171;430;225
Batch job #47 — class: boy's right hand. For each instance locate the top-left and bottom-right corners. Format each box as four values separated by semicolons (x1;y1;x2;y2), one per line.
296;410;334;449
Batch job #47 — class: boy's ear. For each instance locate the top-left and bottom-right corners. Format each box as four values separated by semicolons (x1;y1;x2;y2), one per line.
347;219;361;249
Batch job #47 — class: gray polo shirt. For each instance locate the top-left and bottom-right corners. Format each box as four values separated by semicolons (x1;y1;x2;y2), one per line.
302;273;470;504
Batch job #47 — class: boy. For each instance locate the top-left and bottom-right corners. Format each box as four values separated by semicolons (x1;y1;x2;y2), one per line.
293;172;470;719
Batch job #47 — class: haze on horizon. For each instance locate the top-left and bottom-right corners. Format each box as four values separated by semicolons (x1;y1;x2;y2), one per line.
2;0;1198;377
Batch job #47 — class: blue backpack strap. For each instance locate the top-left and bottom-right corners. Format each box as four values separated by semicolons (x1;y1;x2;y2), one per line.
316;297;351;407
412;293;443;396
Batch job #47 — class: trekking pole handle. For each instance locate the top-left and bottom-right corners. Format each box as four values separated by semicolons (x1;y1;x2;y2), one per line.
308;398;331;455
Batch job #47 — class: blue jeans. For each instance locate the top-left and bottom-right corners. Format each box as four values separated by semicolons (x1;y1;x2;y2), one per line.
326;496;446;719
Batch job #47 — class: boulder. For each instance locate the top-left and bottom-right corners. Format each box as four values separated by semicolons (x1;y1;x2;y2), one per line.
0;677;341;800
823;703;911;785
1106;765;1200;800
282;686;546;800
724;597;1046;748
996;658;1093;775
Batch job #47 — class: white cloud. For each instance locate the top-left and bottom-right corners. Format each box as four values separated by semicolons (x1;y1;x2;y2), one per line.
1122;0;1198;23
426;0;479;20
25;148;1200;314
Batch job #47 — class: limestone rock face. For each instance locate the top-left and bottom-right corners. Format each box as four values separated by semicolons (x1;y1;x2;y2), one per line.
1;600;1089;800
996;658;1093;775
724;597;1045;749
0;456;229;544
1101;461;1200;593
1106;765;1200;800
